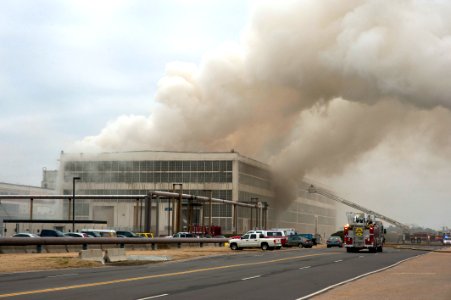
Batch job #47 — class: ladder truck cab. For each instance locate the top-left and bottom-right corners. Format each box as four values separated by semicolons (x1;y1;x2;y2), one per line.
344;212;386;253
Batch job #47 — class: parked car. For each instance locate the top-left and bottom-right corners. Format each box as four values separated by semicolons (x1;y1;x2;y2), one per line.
172;232;196;238
81;229;117;237
136;232;154;238
286;235;313;248
442;235;451;245
13;233;40;238
82;231;101;237
64;232;88;238
40;229;65;237
326;236;343;248
116;230;142;238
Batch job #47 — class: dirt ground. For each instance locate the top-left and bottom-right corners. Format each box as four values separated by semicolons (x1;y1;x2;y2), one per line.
313;249;451;300
0;246;234;273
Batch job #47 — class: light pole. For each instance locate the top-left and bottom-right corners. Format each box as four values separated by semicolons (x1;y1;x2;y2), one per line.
72;176;81;232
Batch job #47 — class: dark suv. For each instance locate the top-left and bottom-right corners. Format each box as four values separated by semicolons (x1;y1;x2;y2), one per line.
40;229;65;237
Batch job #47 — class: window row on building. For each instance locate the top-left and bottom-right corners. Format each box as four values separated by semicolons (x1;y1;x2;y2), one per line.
64;171;233;184
238;162;271;180
64;160;233;173
239;173;272;190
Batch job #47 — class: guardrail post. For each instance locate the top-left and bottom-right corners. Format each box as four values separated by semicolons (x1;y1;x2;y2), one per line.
177;242;181;248
151;243;156;250
83;243;88;250
120;243;125;249
200;242;203;248
36;244;42;253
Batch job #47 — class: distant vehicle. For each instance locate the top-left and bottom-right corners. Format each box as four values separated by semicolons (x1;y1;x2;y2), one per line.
326;236;343;248
443;234;451;245
82;231;101;237
271;228;297;236
286;235;313;248
64;232;88;238
13;233;40;238
136;232;154;238
266;230;288;246
172;232;196;238
81;229;117;237
297;233;319;245
196;233;212;238
116;230;142;238
40;229;65;237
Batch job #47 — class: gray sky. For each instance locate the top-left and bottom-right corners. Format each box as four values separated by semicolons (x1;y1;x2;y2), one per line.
0;0;250;184
1;0;451;230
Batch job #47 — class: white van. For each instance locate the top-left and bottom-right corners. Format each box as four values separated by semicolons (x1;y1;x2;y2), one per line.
271;228;297;236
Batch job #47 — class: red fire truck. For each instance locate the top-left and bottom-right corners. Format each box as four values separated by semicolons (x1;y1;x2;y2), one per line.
344;212;386;253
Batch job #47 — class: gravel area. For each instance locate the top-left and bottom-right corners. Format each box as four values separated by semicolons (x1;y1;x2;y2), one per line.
313;249;451;300
0;246;234;273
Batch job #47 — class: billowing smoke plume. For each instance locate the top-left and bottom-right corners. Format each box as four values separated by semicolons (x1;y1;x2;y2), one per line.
75;1;451;205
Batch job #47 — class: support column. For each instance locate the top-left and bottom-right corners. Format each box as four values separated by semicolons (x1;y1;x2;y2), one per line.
187;198;193;232
201;202;205;233
177;191;182;233
155;196;160;237
264;203;268;229
171;184;176;236
68;198;72;220
209;193;212;231
167;198;171;236
29;198;34;220
144;195;151;233
171;198;175;235
134;198;139;231
233;204;238;235
250;205;253;230
259;202;263;229
139;198;144;232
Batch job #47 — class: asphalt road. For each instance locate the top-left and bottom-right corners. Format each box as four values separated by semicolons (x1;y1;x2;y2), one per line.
0;247;422;300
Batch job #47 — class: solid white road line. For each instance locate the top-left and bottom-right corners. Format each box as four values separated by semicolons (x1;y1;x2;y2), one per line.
241;275;261;281
136;294;169;300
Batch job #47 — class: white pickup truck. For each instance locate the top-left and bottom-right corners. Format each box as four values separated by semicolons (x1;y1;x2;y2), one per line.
229;233;282;250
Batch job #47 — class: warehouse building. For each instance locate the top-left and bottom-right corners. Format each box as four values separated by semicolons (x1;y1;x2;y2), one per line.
57;150;336;237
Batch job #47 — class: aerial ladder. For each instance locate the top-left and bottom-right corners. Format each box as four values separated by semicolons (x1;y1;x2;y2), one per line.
308;184;410;232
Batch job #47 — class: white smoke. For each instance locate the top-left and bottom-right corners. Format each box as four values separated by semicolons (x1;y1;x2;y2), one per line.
75;0;451;189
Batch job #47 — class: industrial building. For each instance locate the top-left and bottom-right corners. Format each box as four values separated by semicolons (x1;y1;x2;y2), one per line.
57;150;337;238
0;182;57;236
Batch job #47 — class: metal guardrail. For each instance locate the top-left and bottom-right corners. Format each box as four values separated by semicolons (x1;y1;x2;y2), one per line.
0;237;229;253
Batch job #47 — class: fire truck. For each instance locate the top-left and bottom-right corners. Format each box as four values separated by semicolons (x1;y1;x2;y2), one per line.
344;212;386;253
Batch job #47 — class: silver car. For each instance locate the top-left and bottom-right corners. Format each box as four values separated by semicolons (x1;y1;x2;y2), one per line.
13;233;40;237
